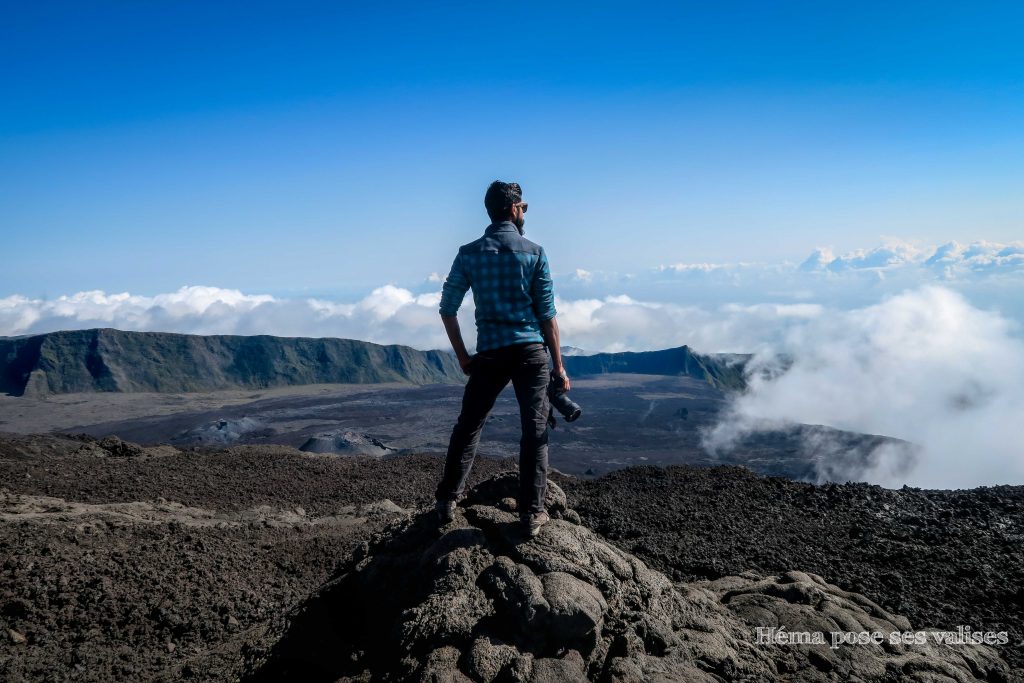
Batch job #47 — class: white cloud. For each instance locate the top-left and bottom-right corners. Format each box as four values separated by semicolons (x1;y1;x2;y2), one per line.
703;286;1024;488
798;238;930;272
796;238;1024;278
546;238;1024;325
553;296;831;354
0;285;460;351
0;286;278;338
658;262;745;273
798;247;835;272
0;286;807;354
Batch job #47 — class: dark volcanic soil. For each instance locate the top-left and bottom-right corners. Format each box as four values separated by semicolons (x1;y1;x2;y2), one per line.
1;433;1022;680
0;434;512;682
562;466;1024;674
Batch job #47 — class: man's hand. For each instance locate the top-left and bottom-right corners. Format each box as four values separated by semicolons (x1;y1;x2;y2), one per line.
539;317;570;390
458;354;474;376
552;365;571;391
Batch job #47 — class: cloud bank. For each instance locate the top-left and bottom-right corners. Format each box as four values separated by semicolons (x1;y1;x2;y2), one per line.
703;286;1024;489
4;237;1022;349
0;285;458;351
556;239;1024;324
0;284;838;357
797;239;1024;277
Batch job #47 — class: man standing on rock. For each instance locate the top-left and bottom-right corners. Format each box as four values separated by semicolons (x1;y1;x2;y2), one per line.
435;180;570;537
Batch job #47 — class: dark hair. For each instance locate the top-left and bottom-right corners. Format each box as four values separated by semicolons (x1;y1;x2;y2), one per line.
484;180;522;222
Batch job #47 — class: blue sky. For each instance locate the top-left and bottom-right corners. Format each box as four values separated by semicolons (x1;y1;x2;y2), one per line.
2;1;1023;300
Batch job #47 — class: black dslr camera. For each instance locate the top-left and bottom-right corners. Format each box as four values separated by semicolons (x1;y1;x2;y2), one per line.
547;371;582;429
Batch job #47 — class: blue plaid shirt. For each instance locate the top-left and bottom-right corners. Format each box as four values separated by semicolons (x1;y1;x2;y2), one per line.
439;221;557;352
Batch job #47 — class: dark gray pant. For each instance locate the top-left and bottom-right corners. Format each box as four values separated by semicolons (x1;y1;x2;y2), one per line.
435;342;550;514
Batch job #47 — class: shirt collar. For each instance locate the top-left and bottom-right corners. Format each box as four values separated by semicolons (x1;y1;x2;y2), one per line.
485;220;519;234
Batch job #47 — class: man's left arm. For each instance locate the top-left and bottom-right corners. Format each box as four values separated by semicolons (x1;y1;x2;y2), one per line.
540;317;569;391
531;249;570;390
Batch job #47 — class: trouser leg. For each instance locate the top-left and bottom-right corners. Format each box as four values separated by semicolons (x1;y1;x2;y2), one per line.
510;345;551;514
435;356;509;502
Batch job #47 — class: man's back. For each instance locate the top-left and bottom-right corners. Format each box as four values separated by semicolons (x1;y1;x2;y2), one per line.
439;220;556;352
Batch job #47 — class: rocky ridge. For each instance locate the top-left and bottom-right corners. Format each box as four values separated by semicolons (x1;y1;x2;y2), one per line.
561;346;747;391
245;474;1012;682
0;329;748;397
0;329;464;396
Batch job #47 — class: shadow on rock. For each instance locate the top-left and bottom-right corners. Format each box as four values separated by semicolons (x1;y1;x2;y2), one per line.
243;473;1014;682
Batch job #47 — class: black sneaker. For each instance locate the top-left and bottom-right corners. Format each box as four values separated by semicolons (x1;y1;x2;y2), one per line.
522;511;550;537
435;500;456;524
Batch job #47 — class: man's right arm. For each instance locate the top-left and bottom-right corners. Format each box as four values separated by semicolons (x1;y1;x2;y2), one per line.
442;315;473;375
439;253;473;374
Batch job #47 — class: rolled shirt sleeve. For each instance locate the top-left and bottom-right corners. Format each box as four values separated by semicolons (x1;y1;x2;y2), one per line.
530;248;557;321
439;252;470;317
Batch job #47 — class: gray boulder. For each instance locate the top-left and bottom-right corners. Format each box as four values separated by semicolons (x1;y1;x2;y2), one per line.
540;572;607;643
529;651;588;682
464;636;532;682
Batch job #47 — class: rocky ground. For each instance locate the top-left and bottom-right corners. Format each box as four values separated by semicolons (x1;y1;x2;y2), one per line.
0;434;514;682
1;433;1021;681
246;474;1012;682
561;466;1024;675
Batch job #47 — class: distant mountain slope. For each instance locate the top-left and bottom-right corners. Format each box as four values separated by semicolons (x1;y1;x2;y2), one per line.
0;329;465;396
0;329;749;396
563;345;747;390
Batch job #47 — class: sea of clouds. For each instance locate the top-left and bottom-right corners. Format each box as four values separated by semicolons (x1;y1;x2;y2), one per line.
702;286;1024;489
2;239;1023;488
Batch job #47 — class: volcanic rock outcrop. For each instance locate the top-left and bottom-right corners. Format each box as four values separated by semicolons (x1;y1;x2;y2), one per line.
246;474;1012;682
299;430;394;457
174;417;270;445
